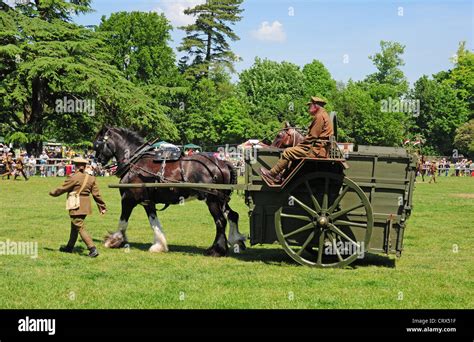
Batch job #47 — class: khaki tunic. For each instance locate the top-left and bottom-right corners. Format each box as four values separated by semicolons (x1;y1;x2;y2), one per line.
15;156;24;171
299;107;334;157
270;107;334;174
3;156;13;172
49;171;106;216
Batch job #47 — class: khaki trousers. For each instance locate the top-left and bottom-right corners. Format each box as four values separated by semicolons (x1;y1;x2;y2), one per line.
270;145;329;175
270;146;310;174
14;170;28;180
67;215;95;249
1;169;11;179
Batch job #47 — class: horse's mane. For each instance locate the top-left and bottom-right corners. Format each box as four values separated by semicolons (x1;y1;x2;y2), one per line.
114;127;145;145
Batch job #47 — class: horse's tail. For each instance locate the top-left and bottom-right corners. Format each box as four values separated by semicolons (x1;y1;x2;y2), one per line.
225;161;238;185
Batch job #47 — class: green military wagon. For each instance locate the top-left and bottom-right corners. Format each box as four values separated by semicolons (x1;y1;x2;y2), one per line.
110;118;417;268
243;142;417;268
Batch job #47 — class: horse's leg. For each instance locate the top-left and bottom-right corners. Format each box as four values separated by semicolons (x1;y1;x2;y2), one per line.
144;203;168;253
104;193;137;248
205;199;228;257
224;203;246;252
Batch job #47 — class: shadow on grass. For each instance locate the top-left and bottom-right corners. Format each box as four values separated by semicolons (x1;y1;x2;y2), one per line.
351;253;396;268
124;241;396;268
43;246;87;254
124;241;293;265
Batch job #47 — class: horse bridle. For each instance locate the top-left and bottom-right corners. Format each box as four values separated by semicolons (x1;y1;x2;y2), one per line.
94;128;114;163
274;127;299;148
95;128;132;171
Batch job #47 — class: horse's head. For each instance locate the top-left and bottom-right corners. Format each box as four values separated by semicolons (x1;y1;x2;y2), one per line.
93;126;116;165
271;122;304;148
93;126;145;166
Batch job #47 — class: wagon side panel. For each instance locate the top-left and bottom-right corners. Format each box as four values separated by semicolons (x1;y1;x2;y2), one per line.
345;146;417;255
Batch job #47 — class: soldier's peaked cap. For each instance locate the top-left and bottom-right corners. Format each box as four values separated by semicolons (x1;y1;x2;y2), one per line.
306;96;327;105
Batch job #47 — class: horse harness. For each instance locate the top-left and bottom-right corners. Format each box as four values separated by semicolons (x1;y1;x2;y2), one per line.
100;136;231;202
129;153;232;202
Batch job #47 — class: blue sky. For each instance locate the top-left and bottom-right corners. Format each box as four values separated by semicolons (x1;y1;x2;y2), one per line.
73;0;474;86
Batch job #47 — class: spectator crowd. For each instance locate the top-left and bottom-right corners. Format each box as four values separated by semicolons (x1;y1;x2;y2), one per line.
1;142;473;179
1;145;109;178
419;158;474;177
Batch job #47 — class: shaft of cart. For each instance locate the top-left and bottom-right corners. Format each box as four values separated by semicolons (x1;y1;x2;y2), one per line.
109;182;248;191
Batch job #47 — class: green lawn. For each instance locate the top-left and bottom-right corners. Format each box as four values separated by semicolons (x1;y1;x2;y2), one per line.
0;175;473;309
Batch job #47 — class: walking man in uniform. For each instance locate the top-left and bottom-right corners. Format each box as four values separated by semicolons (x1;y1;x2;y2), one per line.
1;152;14;180
428;161;437;184
260;96;334;185
14;153;29;181
49;157;107;257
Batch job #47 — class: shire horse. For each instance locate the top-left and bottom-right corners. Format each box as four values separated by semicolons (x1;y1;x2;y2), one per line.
93;127;246;257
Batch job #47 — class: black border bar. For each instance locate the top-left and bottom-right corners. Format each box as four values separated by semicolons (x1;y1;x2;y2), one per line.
0;309;472;337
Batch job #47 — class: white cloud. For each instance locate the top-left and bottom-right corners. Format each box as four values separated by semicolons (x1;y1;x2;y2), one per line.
252;21;287;43
154;0;206;27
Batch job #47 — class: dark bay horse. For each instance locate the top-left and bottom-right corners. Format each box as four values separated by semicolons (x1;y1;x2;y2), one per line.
93;127;246;257
271;122;305;148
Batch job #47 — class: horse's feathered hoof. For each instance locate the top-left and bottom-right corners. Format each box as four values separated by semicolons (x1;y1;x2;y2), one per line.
149;243;168;253
104;231;125;248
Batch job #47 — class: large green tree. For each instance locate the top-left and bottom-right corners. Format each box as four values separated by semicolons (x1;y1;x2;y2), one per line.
238;58;308;138
454;119;474;157
365;40;408;96
177;0;243;79
98;10;188;139
445;42;474;117
211;96;254;144
333;41;411;145
412;75;469;154
302;59;336;100
0;3;177;154
333;81;406;146
176;77;220;146
13;0;93;22
408;42;472;155
98;11;178;86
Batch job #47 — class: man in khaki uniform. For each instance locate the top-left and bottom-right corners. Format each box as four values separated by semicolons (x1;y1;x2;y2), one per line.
429;161;437;184
49;157;107;257
1;153;13;180
14;153;28;181
261;96;334;184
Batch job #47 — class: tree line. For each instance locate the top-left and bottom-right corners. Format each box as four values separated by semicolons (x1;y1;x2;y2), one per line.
0;0;472;156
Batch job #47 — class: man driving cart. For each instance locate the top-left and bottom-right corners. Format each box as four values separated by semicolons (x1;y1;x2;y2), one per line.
260;96;334;185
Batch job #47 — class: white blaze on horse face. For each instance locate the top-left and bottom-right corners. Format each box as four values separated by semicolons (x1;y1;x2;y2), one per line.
148;215;168;253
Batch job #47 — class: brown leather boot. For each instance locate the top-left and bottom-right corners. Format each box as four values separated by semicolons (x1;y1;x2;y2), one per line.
260;167;282;185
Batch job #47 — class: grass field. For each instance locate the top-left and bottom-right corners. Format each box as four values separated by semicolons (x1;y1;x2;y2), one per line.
0;175;473;309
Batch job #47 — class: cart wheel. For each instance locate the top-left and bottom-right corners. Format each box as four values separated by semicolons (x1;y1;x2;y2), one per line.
275;172;373;267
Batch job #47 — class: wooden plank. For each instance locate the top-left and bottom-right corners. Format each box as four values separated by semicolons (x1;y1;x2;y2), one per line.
109;182;248;191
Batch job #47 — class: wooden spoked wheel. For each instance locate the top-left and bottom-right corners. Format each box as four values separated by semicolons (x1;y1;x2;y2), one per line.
275;172;373;267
